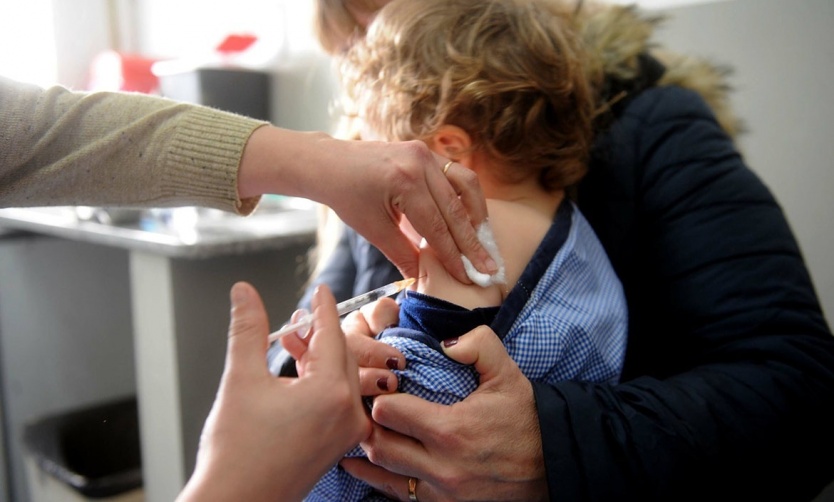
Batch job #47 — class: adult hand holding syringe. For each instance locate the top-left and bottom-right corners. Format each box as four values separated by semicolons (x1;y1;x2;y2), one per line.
268;278;415;344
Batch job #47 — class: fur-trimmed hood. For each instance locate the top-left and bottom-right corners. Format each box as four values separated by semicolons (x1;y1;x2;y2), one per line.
577;3;744;138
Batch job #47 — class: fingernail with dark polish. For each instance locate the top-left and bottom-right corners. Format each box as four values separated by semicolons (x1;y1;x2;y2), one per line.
443;337;459;348
386;357;400;370
376;377;389;392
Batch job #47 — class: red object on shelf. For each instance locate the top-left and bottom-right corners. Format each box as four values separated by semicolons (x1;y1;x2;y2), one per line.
215;34;258;54
119;54;160;93
89;51;161;94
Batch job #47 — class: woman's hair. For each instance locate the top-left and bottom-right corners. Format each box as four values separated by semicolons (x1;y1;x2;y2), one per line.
314;0;386;55
338;0;597;191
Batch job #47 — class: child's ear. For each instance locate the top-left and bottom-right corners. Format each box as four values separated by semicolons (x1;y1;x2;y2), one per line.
431;125;473;161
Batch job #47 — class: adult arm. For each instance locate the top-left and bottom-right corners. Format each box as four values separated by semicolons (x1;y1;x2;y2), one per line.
0;76;493;280
0;76;264;213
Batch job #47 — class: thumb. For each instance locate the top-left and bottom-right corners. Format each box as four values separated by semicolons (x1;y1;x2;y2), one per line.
226;281;271;377
441;325;518;384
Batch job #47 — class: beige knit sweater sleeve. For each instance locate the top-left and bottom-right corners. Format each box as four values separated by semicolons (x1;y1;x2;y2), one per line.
0;76;267;215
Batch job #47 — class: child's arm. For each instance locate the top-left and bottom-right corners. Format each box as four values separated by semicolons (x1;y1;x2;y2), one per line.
415;197;558;310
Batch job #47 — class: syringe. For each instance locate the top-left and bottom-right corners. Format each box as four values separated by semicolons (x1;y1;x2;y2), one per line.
267;277;415;344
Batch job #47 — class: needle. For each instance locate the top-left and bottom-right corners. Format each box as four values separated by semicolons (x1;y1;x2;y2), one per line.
267;278;415;344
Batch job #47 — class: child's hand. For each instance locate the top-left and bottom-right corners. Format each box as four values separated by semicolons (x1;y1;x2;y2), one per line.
342;297;404;396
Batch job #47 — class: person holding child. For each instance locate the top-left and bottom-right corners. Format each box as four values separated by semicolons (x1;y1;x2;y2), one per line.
298;0;627;499
273;0;834;500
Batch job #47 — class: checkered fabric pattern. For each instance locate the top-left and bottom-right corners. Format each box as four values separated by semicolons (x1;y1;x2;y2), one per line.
305;205;627;501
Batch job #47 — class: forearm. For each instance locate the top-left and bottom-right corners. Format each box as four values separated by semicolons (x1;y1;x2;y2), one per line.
0;77;407;215
237;126;397;209
0;77;265;213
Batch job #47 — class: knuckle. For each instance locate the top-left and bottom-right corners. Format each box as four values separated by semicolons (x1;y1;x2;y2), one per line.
380;481;398;499
452;167;481;196
342;310;365;329
459;167;480;187
368;297;400;328
229;313;257;335
458;232;483;257
370;396;392;423
358;368;375;390
404;139;434;164
358;368;385;395
468;325;493;342
436;471;465;495
433;421;460;447
343;312;373;338
346;336;374;366
445;198;470;226
363;443;383;465
428;212;451;242
330;383;355;411
392;141;433;184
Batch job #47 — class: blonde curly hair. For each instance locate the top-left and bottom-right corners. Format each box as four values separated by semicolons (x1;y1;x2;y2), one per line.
338;0;598;191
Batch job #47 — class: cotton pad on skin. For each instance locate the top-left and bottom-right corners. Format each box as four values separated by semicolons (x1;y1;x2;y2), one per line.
461;221;506;287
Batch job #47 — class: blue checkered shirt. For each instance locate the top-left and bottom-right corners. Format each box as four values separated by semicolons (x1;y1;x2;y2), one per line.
305;202;627;501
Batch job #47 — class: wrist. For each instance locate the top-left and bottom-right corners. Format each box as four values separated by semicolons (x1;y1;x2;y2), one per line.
237;126;339;201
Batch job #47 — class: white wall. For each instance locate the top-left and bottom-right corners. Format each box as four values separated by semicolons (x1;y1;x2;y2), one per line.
650;0;834;325
52;0;113;89
131;0;340;132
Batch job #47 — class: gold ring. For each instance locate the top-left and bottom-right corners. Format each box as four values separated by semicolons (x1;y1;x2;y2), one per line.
442;160;453;175
408;477;419;501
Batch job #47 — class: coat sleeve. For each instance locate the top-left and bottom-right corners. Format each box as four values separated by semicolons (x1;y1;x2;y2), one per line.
537;86;834;501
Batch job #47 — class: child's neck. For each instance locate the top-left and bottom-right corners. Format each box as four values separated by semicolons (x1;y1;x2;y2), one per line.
480;174;564;219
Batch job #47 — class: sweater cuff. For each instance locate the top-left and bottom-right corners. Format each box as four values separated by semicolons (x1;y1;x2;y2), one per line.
161;107;267;215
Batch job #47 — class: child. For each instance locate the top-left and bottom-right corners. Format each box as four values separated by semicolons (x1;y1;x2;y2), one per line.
304;0;627;499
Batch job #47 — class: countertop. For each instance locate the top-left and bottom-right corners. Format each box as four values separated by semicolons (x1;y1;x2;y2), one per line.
0;196;318;259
